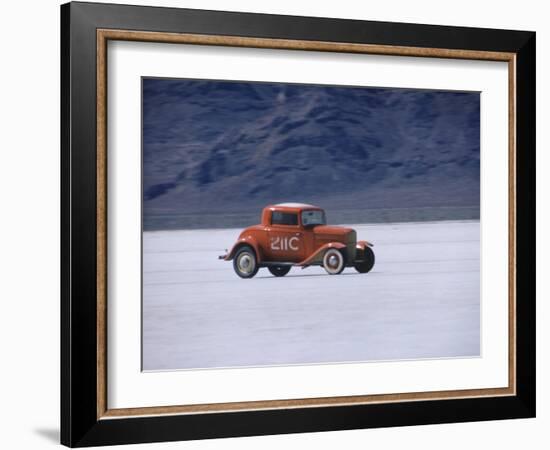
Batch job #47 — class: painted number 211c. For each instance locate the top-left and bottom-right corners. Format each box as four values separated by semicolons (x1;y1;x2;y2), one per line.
271;236;299;251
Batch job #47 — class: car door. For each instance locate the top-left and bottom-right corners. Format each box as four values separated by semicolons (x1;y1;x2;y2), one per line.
266;211;305;262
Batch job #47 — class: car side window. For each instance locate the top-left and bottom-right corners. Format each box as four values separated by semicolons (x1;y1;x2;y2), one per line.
271;211;298;226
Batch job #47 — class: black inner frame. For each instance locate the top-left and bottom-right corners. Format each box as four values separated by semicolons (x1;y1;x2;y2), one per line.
61;2;535;447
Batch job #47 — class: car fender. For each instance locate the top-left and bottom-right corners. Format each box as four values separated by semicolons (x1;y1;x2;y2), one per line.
356;240;374;251
297;242;346;266
223;235;263;262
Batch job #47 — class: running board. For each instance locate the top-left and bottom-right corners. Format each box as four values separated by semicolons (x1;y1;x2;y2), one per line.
259;261;296;267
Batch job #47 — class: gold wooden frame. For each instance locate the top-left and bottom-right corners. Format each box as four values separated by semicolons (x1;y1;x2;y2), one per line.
96;29;516;420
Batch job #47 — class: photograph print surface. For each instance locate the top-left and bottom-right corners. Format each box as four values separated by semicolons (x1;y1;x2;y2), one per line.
142;77;480;371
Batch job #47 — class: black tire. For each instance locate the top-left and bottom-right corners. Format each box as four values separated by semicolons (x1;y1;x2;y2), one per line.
233;246;259;279
323;248;345;275
268;265;291;277
354;247;375;273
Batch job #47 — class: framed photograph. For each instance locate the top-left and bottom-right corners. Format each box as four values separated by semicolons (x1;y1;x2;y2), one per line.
61;1;535;447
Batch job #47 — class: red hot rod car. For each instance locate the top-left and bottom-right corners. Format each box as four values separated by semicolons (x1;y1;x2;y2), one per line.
219;203;375;278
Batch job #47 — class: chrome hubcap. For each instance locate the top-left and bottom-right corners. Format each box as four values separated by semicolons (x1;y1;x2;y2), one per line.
324;249;343;274
238;253;254;273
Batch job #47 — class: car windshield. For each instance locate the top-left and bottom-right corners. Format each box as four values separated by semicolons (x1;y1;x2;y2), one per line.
301;210;326;226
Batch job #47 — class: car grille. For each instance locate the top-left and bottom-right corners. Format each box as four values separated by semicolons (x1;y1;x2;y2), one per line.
346;230;357;262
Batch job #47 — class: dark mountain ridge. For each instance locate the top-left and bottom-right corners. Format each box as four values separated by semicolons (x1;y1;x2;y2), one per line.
143;78;480;229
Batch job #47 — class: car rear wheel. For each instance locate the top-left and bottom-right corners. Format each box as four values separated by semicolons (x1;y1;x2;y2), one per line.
268;265;291;277
354;247;375;273
233;246;259;279
323;248;345;275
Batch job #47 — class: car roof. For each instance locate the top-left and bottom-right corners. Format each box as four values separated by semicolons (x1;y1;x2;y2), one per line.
267;203;322;212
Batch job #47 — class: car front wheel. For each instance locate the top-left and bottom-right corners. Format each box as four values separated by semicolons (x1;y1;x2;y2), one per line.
323;248;345;275
354;247;375;273
233;246;259;279
268;265;291;277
